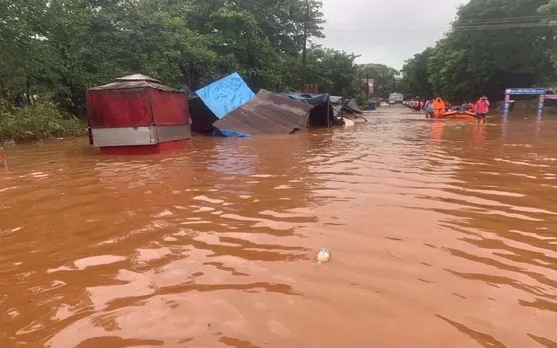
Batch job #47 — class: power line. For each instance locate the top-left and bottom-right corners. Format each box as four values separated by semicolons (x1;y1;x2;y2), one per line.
331;22;556;33
328;14;557;32
455;14;557;23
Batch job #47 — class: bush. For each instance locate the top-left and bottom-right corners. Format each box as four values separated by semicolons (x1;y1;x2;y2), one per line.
0;101;87;142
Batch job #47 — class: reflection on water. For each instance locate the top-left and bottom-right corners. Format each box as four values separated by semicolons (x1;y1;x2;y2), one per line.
1;108;556;347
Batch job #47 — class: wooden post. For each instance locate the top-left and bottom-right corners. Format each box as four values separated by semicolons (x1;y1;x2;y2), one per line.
359;69;363;97
327;97;331;128
366;73;370;106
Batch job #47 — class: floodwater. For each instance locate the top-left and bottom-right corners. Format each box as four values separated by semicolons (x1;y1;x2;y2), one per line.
1;106;556;348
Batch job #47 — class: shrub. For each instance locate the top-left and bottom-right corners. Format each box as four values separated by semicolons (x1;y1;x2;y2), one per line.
0;101;87;142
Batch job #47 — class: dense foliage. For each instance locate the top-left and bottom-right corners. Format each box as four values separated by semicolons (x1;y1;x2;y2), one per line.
398;0;557;102
2;0;405;141
358;64;400;100
0;0;377;109
0;101;86;142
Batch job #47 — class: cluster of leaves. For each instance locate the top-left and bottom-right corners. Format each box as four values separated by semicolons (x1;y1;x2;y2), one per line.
358;64;400;100
0;0;382;111
0;101;86;142
397;0;557;102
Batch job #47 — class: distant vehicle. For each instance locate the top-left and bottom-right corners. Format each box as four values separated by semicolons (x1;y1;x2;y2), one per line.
389;92;404;103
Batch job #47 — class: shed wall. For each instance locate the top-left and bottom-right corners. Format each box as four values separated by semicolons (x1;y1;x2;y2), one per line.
87;88;152;127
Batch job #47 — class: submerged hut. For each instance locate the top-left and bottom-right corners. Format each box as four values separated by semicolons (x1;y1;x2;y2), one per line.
87;74;191;155
212;89;312;136
189;73;255;134
280;93;341;127
342;98;363;115
189;73;313;137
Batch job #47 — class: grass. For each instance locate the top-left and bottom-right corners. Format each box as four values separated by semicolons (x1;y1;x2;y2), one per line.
0;100;87;143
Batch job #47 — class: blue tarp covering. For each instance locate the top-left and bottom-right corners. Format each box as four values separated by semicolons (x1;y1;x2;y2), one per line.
195;73;255;119
212;128;252;138
280;93;330;105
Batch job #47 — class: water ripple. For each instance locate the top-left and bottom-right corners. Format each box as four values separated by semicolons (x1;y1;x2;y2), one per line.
0;110;556;346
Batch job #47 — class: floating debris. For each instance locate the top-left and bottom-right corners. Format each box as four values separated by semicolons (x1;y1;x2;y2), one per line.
316;248;331;263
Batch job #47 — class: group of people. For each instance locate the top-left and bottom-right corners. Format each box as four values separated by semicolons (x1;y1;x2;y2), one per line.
413;96;490;123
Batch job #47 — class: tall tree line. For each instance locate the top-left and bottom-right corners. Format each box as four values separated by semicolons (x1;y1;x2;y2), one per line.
398;0;557;102
0;0;381;112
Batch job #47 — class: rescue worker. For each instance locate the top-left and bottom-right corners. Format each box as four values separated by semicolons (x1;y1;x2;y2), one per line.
425;100;434;118
475;96;490;124
432;97;446;118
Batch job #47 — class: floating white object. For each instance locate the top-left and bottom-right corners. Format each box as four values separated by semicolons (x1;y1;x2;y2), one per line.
316;248;331;263
343;118;355;127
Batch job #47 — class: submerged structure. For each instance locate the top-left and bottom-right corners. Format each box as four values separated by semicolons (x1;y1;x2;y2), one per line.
280;93;340;127
189;73;313;137
87;74;191;155
189;73;255;134
212;89;312;136
342;98;363;115
188;73;353;137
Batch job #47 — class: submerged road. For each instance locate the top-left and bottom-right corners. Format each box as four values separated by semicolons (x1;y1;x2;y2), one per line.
0;106;556;347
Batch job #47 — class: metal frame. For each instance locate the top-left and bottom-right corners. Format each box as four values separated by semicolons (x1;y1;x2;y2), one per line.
90;125;191;147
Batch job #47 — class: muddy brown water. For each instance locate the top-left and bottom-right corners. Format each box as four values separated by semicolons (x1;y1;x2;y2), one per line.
1;106;556;347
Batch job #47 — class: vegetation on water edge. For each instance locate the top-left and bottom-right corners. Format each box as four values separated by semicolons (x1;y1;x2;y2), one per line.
0;101;87;143
0;0;403;115
5;0;557;119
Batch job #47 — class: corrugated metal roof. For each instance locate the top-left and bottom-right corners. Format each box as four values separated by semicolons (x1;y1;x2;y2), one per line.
343;98;363;114
88;75;177;92
212;89;312;135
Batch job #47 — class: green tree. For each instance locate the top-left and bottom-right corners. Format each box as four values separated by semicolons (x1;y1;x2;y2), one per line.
427;0;554;101
398;48;434;99
357;63;399;99
0;0;341;111
304;45;358;96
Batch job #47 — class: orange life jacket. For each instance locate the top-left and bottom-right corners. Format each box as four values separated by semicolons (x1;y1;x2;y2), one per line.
432;98;446;118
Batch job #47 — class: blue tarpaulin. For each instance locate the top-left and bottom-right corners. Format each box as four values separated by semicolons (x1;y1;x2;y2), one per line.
280;93;330;105
212;128;252;138
195;73;255;119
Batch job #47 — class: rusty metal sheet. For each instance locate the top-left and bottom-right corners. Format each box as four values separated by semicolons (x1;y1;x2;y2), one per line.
212;90;312;135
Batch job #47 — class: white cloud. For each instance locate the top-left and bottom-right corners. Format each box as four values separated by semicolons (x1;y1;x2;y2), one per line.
317;0;468;69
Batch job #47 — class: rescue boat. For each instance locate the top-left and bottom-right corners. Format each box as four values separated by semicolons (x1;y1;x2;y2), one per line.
442;110;476;120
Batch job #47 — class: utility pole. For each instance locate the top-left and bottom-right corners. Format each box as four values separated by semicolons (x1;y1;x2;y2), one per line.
300;0;310;92
366;73;370;104
358;69;362;97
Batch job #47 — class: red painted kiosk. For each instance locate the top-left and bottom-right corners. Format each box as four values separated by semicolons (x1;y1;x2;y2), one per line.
87;74;191;155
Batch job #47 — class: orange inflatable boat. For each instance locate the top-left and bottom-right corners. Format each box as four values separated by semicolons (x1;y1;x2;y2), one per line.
442;110;476;120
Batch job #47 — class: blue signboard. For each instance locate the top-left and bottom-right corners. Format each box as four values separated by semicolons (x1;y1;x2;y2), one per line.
504;88;546;95
504;88;547;118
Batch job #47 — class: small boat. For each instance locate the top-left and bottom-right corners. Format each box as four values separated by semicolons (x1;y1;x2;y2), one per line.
442;110;476;120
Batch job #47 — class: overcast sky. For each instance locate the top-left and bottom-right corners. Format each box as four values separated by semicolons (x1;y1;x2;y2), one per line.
316;0;468;69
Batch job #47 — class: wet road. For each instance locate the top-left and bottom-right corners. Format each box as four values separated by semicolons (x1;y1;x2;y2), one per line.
1;106;556;347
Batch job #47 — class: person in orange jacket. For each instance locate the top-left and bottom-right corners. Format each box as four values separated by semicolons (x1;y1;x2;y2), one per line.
432;97;446;118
